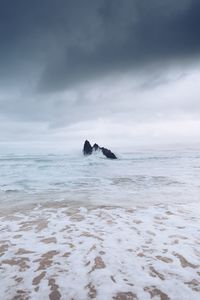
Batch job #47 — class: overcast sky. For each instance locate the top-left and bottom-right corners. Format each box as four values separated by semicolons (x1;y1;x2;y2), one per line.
0;0;200;152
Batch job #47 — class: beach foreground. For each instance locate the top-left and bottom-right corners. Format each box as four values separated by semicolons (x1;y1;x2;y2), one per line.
0;202;200;300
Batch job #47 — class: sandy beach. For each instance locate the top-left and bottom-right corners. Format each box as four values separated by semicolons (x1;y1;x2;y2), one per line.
0;202;200;300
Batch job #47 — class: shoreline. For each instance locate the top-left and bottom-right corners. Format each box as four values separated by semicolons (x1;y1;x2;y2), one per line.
0;201;200;299
0;192;198;217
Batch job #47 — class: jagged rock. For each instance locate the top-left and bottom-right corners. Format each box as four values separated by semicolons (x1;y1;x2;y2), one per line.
83;140;93;155
92;143;100;151
101;147;117;159
83;140;117;159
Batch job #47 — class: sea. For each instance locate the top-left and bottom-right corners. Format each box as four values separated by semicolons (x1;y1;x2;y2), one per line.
1;145;200;300
0;146;200;210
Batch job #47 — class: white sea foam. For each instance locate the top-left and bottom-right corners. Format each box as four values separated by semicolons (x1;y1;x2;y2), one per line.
0;203;200;300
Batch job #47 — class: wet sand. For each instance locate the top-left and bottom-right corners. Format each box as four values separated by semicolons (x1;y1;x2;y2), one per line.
0;202;200;300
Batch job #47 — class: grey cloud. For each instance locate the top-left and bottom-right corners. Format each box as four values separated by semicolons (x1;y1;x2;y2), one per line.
0;0;200;93
37;0;200;91
0;0;200;149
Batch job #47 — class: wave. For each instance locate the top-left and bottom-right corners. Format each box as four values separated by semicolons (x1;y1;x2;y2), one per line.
0;149;199;206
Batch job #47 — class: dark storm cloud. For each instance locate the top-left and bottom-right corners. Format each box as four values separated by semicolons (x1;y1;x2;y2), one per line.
0;0;200;93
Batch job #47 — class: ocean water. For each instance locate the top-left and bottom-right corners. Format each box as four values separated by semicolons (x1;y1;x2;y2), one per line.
0;147;200;209
1;147;200;300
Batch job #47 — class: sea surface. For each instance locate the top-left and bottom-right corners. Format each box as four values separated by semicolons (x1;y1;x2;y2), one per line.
1;146;200;300
0;147;200;209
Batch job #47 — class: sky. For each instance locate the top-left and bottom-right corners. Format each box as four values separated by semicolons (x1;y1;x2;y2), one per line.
0;0;200;152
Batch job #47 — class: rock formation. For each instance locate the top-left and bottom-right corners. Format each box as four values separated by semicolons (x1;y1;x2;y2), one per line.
83;140;117;159
101;147;117;159
92;143;100;151
83;140;93;155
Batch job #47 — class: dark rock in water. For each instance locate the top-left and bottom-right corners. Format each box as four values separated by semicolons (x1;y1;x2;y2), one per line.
92;143;100;151
83;140;117;159
101;147;117;159
83;140;93;155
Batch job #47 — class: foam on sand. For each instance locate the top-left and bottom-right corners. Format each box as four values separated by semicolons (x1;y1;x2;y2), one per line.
0;202;200;300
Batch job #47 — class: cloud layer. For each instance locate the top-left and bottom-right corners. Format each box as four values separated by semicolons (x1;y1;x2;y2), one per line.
0;0;200;151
